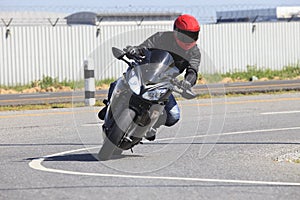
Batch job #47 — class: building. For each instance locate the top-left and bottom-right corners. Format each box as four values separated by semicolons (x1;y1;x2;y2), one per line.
65;11;180;25
216;6;300;23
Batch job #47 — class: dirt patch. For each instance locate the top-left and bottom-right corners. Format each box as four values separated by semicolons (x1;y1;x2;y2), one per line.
0;86;73;94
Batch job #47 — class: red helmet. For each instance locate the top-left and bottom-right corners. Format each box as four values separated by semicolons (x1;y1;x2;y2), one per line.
174;14;200;50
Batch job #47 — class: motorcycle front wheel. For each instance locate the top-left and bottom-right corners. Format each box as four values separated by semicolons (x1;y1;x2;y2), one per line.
98;108;135;160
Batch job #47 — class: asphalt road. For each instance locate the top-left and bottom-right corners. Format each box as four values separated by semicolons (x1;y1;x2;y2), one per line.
1;92;300;199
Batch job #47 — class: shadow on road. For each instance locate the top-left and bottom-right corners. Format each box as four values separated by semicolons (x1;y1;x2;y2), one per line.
26;153;143;162
45;153;99;162
0;143;98;147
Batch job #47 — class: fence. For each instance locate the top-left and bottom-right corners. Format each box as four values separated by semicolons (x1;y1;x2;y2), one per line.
0;13;299;86
201;21;300;74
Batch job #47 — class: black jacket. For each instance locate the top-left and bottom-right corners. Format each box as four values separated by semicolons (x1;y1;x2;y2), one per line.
138;31;201;86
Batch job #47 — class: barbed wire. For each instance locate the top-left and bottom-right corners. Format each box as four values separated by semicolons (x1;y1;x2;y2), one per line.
0;4;295;25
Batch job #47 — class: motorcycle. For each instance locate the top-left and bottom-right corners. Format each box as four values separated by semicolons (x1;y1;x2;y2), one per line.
98;47;196;160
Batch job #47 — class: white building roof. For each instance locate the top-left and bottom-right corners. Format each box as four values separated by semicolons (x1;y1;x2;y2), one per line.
216;6;300;23
65;11;181;25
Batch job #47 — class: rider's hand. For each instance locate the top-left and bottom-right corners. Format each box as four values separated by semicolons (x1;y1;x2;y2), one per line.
124;46;144;58
125;46;138;55
180;79;192;90
124;46;145;62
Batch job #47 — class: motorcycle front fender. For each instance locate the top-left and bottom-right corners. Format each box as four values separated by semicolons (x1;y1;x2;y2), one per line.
103;108;136;146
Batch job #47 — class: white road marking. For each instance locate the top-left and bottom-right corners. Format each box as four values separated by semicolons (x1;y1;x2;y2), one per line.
261;110;300;115
153;126;300;142
80;122;103;127
29;145;300;186
29;126;300;186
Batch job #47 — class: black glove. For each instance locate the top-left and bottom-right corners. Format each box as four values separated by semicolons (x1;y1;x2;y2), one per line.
125;46;137;54
124;46;144;58
180;79;192;90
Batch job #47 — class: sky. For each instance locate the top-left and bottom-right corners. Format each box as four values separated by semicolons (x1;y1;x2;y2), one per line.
1;0;299;9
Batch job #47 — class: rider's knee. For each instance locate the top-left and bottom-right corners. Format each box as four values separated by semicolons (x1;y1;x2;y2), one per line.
165;118;179;127
165;105;180;127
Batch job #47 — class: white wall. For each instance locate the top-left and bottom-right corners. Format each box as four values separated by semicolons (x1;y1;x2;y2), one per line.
199;21;300;74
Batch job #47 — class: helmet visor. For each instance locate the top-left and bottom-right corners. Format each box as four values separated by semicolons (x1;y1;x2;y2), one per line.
174;28;199;43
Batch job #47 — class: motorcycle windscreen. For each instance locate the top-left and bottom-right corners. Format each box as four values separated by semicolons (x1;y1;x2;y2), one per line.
138;50;180;84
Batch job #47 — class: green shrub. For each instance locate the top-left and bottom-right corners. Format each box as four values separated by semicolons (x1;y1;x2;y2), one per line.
217;64;300;81
95;78;115;86
39;76;59;89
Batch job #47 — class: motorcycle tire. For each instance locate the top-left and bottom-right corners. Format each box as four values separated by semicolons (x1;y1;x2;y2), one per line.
98;108;135;160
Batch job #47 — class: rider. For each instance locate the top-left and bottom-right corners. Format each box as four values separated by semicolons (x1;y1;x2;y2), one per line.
98;14;201;141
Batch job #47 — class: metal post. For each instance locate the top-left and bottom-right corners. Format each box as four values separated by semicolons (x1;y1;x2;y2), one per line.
84;60;95;106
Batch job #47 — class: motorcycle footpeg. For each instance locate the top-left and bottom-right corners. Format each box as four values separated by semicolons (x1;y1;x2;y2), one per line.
124;136;133;143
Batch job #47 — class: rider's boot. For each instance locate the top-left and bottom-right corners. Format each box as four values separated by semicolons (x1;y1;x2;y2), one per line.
99;81;116;120
98;99;109;120
145;127;157;141
144;111;167;141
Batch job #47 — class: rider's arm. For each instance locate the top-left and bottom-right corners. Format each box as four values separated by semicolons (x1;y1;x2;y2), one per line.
138;32;165;50
185;49;201;86
185;68;198;86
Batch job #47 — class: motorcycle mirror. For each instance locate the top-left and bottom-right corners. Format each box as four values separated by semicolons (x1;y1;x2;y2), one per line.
112;47;125;59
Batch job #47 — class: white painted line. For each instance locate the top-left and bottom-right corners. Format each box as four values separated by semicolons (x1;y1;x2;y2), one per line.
29;146;300;186
28;126;300;186
261;110;300;115
153;126;300;142
81;122;103;127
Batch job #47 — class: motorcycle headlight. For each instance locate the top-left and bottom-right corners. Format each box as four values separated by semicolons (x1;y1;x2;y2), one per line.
142;88;168;101
128;71;140;95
